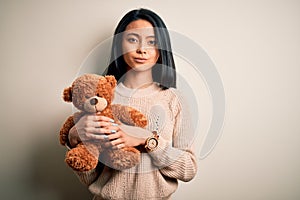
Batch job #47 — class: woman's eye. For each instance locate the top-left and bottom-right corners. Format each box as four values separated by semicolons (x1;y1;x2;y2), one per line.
148;40;157;46
127;38;138;43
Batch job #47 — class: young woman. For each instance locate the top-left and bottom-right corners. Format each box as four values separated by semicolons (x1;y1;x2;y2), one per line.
68;8;197;200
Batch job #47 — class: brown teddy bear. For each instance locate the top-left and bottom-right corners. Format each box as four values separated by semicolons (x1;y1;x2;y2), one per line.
59;74;147;171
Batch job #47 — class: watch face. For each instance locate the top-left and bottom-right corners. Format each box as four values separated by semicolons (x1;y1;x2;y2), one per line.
148;138;158;149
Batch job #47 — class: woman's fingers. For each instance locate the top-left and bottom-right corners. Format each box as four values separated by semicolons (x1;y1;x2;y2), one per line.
80;127;119;139
93;114;115;123
86;114;118;129
84;121;117;129
86;133;109;140
104;131;119;140
79;115;118;130
87;121;110;128
114;143;125;149
82;114;114;123
110;138;123;146
92;126;119;134
103;138;123;149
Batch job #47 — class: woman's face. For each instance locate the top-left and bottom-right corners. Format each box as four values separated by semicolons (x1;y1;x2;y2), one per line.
122;19;160;72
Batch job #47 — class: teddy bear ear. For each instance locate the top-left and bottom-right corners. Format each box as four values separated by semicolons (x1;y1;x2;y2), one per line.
105;75;117;88
63;87;72;102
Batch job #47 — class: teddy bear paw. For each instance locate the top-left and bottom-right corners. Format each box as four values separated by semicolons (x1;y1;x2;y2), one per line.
65;144;99;172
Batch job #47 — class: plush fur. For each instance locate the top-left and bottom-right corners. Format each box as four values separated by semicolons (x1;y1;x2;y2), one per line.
59;74;147;171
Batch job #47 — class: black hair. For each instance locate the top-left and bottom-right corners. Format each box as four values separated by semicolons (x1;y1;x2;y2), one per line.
103;8;176;89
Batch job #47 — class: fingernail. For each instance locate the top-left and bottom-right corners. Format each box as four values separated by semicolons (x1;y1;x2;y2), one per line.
111;130;116;133
109;119;115;123
103;135;109;140
112;123;118;126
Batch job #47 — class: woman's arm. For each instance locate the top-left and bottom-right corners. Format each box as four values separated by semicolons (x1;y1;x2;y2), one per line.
147;90;198;182
148;136;197;182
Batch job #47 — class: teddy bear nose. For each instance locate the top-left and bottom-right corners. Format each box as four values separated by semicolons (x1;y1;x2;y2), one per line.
90;98;98;106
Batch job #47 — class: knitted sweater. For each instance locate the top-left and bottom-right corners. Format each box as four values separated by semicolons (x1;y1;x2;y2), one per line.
74;82;197;200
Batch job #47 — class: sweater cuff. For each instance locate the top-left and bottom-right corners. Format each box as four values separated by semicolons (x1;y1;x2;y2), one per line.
74;168;99;186
147;137;173;167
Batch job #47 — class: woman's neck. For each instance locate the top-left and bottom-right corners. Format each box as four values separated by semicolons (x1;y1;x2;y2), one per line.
123;69;153;89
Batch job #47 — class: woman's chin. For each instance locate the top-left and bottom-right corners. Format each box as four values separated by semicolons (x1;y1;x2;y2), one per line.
129;64;154;72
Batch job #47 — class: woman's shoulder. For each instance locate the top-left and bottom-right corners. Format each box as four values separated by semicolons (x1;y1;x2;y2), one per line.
159;87;188;112
160;87;185;102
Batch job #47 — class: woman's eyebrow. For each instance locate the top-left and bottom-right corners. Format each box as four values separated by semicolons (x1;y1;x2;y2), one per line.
126;33;140;38
126;32;155;39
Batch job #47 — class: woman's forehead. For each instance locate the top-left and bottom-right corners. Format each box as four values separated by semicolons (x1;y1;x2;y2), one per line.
124;19;155;36
126;19;153;30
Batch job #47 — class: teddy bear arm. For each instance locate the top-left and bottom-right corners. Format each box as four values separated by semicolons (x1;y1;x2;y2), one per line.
59;111;86;146
127;106;147;128
59;115;75;146
111;104;147;128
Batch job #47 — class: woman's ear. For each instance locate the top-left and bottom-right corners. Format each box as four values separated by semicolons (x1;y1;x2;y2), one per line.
105;75;117;88
63;87;72;102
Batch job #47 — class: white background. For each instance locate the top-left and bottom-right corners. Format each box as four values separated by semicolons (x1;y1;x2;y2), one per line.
0;0;299;199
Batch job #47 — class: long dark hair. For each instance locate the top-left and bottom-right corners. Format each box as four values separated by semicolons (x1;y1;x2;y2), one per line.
103;8;176;89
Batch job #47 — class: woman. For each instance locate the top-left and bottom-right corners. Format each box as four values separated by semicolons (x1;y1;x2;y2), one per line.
68;8;197;200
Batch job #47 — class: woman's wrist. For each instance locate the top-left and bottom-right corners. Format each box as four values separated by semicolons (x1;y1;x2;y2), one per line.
139;137;147;146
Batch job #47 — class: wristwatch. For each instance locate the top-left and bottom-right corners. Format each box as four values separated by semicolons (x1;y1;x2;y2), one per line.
145;131;159;152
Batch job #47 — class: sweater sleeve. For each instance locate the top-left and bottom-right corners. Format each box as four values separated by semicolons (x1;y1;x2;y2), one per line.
148;89;198;182
73;163;104;186
74;168;99;186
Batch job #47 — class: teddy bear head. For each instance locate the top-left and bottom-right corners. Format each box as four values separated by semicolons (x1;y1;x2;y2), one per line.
63;74;117;113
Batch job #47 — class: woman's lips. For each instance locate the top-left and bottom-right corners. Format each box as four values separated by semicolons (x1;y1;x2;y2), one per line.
134;57;147;63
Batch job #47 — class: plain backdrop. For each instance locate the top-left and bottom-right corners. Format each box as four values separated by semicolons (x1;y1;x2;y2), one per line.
1;0;300;199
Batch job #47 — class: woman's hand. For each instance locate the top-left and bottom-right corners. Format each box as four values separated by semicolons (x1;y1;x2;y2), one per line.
104;124;151;149
68;113;118;148
85;122;151;149
68;113;151;149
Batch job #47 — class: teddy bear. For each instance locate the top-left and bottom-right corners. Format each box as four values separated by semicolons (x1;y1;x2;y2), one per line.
59;74;147;172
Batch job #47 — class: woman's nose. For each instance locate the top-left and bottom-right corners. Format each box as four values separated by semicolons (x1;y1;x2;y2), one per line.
136;43;147;54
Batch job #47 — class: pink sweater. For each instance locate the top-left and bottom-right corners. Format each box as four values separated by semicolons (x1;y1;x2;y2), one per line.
74;82;197;200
